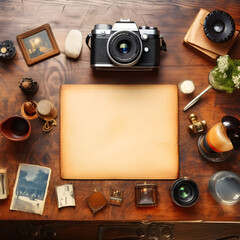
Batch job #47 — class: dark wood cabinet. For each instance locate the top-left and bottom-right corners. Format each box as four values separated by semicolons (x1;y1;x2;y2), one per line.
0;221;239;240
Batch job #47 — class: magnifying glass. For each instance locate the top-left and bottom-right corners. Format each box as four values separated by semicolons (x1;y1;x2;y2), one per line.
183;71;223;112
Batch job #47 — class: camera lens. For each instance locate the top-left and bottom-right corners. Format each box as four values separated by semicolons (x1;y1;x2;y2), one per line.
178;185;192;199
118;41;131;54
203;10;235;43
107;30;142;67
171;178;199;207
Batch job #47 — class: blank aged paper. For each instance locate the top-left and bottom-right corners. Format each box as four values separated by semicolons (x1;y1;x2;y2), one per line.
60;84;178;179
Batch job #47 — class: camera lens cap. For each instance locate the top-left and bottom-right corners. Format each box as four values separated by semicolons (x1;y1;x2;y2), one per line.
203;10;235;43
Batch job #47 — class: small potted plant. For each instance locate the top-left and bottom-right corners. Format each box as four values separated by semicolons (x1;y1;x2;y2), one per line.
210;55;240;93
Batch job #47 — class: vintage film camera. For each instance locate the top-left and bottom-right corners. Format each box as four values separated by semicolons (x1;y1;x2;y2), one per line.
0;40;16;60
86;19;166;70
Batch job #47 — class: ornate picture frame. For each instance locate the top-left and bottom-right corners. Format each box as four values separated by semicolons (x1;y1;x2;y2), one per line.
16;24;60;66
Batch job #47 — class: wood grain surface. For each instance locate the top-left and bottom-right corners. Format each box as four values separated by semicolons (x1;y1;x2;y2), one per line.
0;0;240;222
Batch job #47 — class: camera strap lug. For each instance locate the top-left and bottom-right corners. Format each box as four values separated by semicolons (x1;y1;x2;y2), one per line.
86;32;92;50
160;35;167;51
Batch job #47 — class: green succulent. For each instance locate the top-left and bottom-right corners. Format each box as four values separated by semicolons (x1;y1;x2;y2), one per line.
211;55;240;93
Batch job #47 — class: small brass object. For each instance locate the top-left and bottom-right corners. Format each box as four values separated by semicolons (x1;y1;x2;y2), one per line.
109;188;124;206
188;114;207;134
21;100;38;120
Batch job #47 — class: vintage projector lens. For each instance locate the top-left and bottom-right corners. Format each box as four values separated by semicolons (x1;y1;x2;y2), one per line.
203;10;235;43
107;30;142;67
171;178;199;207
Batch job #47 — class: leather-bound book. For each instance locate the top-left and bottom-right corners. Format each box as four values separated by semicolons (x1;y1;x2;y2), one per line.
183;8;239;62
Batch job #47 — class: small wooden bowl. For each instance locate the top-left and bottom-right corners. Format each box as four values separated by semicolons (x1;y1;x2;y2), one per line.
0;116;31;141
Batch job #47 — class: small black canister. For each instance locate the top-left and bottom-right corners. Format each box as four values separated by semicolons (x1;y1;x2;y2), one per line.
0;40;16;60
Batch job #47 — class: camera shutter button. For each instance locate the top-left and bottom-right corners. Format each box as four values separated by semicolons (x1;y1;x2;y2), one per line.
139;26;149;29
101;31;106;36
144;47;149;53
141;33;148;41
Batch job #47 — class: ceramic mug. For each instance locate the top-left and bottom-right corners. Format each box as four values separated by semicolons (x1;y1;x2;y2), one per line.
0;115;31;141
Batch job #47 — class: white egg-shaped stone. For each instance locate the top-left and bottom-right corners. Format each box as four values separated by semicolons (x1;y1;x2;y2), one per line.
64;30;82;58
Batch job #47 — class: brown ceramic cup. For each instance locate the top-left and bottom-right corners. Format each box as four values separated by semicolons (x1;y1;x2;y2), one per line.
0;116;31;141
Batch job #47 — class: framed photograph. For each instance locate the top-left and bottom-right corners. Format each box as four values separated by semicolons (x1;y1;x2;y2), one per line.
10;163;51;215
16;24;60;66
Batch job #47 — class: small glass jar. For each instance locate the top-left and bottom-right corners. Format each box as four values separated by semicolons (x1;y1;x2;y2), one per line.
135;183;158;207
208;171;240;205
178;80;195;94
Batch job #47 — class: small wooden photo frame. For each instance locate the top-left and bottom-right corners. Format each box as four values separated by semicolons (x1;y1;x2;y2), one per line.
16;24;60;66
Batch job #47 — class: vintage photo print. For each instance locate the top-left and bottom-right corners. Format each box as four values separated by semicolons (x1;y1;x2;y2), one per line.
23;30;53;59
10;163;51;215
55;183;75;208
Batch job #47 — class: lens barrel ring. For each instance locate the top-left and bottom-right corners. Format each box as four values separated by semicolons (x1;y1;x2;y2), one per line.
203;10;235;43
107;30;143;67
171;178;199;207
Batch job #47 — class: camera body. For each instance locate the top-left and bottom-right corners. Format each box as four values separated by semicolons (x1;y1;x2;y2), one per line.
87;19;165;70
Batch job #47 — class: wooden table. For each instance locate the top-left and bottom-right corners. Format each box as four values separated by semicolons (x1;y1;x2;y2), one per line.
0;0;240;239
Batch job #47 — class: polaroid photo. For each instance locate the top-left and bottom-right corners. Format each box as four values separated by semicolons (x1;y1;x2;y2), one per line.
10;163;51;215
55;184;75;208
